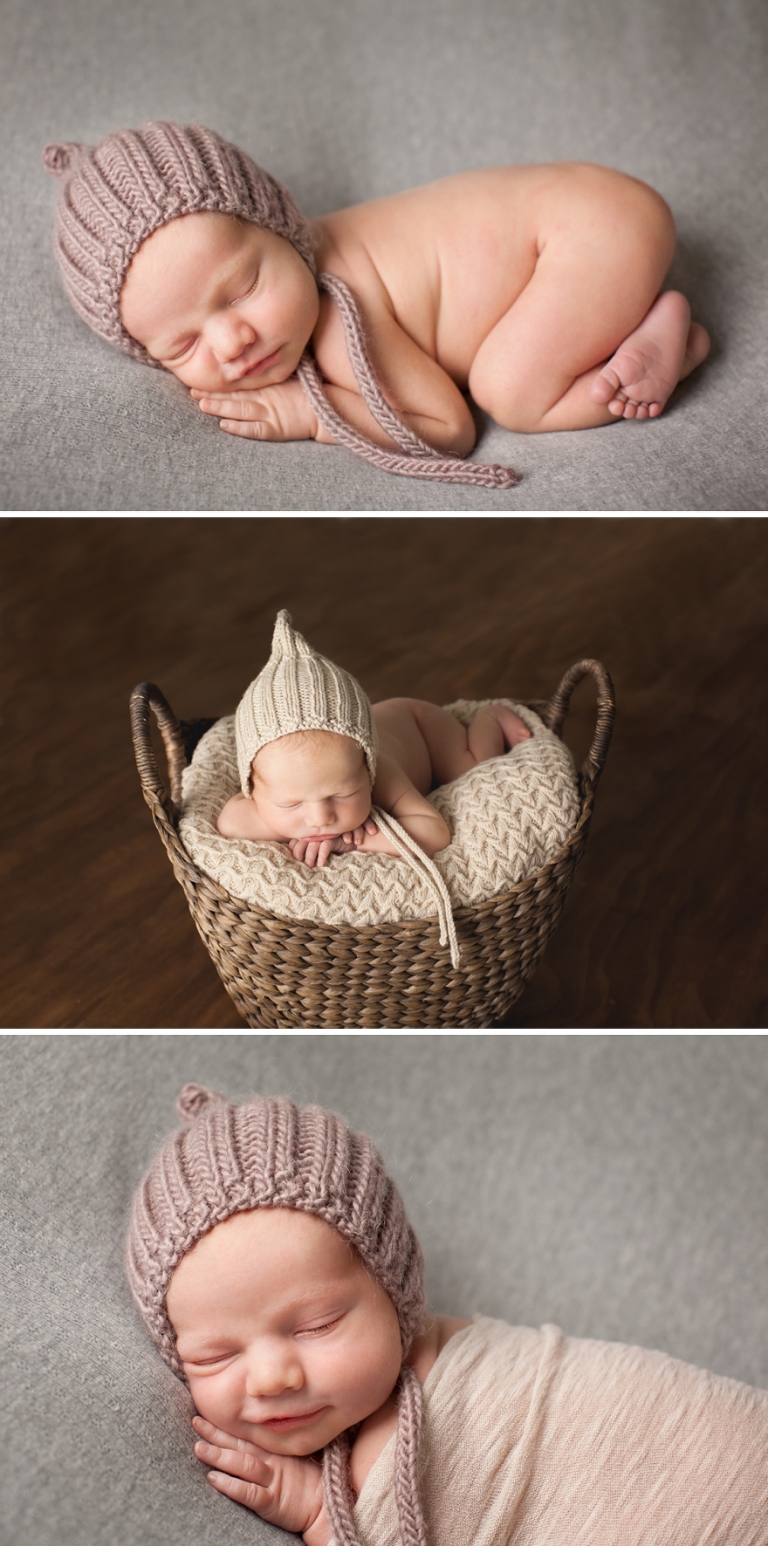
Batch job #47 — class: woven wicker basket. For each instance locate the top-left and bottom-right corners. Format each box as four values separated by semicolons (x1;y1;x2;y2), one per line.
130;659;614;1028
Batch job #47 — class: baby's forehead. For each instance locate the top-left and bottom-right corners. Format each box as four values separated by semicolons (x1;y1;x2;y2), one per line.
254;729;365;776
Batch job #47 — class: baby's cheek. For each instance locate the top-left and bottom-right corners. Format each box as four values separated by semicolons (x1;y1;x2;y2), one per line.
188;1375;234;1430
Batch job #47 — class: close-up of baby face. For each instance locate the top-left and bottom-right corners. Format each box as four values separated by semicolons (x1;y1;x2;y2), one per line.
119;211;319;394
166;1207;403;1456
251;731;372;840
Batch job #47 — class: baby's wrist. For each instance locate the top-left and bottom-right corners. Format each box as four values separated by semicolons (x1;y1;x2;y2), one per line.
302;1500;333;1546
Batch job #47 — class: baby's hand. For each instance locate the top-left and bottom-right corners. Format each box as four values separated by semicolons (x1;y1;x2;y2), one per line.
287;833;347;868
192;1416;327;1539
288;819;378;868
190;377;319;442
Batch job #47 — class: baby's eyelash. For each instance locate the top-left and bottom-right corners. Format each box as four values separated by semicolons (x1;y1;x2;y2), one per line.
168;339;196;361
232;271;259;304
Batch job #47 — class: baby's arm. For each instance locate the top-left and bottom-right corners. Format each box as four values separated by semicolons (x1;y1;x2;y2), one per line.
192;1416;331;1546
361;753;450;859
216;792;278;841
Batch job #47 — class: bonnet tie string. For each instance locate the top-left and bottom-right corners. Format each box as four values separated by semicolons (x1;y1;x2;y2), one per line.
371;806;461;969
296;272;519;490
321;1365;428;1546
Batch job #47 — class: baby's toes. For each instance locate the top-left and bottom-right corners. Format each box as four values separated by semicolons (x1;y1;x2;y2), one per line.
590;367;621;405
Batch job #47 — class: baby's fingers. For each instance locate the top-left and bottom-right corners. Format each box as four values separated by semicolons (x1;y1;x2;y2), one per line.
207;1468;273;1514
195;1438;272;1488
195;395;278;440
192;1416;264;1455
195;394;265;418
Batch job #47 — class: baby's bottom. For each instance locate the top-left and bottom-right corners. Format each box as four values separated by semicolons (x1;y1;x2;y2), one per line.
468;164;710;432
373;698;530;791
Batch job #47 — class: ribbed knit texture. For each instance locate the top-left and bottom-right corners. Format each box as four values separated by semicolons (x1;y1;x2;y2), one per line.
235;610;378;794
42;122;315;364
43;123;519;488
127;1085;426;1546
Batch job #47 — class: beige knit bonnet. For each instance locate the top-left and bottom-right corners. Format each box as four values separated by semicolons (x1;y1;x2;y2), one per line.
42;121;518;489
127;1083;428;1546
235;610;378;795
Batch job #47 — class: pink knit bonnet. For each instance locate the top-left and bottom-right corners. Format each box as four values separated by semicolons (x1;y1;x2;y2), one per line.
43;121;518;489
42;121;315;367
127;1084;428;1546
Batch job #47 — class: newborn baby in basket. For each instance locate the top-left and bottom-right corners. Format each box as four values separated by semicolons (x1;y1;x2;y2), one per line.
219;609;533;869
179;612;581;968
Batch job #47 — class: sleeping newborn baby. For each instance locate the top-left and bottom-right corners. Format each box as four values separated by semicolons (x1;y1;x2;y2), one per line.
219;611;530;868
43;121;710;489
128;1086;768;1546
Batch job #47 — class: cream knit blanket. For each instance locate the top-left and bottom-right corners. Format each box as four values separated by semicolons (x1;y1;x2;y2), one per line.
353;1316;768;1546
179;700;580;929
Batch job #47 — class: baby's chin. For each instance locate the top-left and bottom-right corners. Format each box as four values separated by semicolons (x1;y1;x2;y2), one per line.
242;1417;345;1457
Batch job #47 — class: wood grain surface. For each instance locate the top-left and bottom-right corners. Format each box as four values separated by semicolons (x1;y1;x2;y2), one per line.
1;516;765;1029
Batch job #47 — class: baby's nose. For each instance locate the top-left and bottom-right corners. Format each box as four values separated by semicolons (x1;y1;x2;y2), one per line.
305;800;335;826
207;313;257;364
245;1345;303;1397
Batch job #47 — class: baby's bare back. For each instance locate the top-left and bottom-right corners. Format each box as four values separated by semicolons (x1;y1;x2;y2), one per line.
313;165;623;387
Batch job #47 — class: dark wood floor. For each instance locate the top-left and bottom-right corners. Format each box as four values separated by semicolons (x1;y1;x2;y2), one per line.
2;516;766;1029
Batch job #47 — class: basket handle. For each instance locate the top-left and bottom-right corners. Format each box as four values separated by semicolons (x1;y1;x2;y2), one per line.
545;659;615;786
129;682;186;821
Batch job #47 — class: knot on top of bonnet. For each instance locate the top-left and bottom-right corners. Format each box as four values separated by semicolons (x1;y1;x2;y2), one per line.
175;1082;226;1122
42;142;88;178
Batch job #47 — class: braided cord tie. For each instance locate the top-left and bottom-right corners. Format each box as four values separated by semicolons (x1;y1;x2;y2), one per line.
394;1365;428;1546
295;272;519;489
321;1366;428;1546
322;1432;360;1546
371;806;461;969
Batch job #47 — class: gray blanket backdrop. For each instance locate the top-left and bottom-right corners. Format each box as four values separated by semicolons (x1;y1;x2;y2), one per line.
3;1034;767;1545
2;0;767;510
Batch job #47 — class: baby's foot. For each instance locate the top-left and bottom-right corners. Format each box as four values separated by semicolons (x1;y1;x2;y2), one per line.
590;292;710;420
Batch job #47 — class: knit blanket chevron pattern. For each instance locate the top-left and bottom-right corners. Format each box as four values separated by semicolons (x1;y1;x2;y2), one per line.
178;700;580;929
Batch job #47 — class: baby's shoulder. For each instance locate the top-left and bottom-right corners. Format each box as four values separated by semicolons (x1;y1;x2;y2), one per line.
309;220;399;390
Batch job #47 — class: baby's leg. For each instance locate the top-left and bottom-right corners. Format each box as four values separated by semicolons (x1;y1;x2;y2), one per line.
467;703;531;763
375;698;529;788
468;164;710;432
